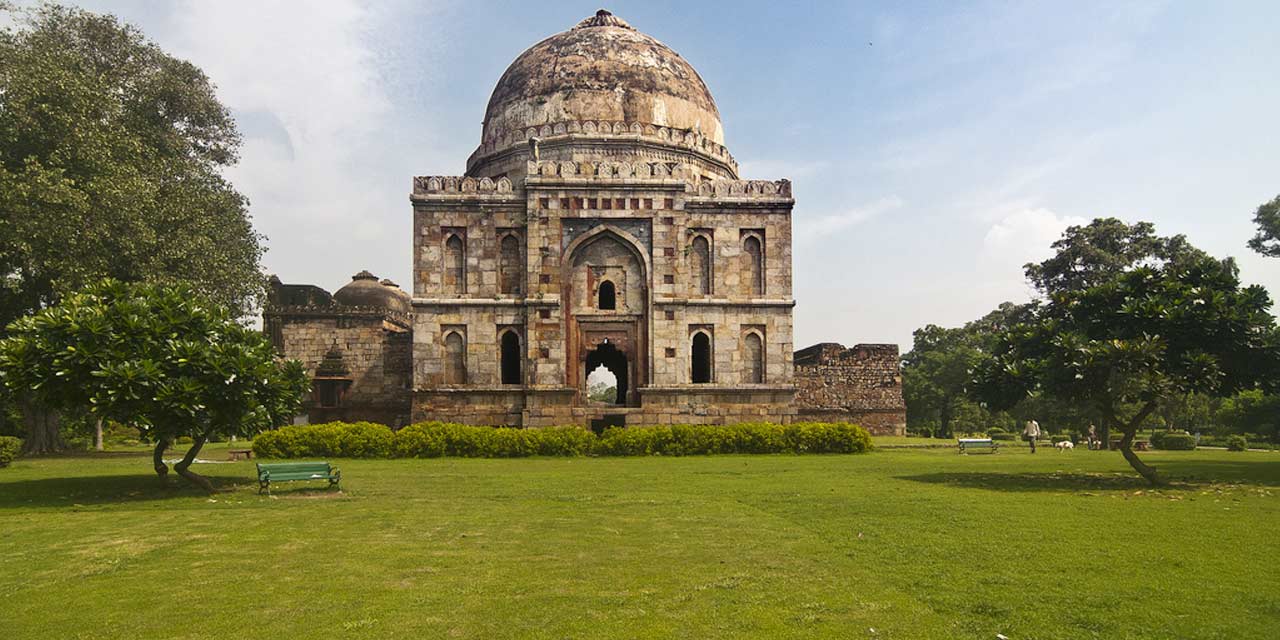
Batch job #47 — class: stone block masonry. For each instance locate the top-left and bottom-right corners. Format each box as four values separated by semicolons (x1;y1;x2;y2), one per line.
794;343;906;435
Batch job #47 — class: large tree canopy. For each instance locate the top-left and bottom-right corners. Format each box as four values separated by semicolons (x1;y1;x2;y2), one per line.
1247;195;1280;257
1024;218;1211;296
0;280;308;490
0;3;264;328
974;222;1280;485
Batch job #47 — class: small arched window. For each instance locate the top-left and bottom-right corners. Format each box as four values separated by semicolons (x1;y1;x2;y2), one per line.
690;235;710;296
444;331;466;384
743;332;764;384
691;332;712;384
445;234;465;294
743;235;763;296
500;330;521;384
598;280;616;310
499;234;521;294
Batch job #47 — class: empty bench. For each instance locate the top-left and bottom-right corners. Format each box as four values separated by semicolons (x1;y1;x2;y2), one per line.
958;438;999;454
256;462;341;494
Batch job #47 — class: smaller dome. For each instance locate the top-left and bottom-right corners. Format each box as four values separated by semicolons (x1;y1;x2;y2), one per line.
333;270;411;313
379;278;412;305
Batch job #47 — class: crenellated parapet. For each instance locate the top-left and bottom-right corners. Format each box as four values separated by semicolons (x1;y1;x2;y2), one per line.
412;175;515;196
467;119;738;177
687;178;793;200
523;159;694;181
264;304;412;330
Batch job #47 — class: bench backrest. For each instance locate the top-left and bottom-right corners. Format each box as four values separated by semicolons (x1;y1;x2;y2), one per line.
958;438;994;445
258;462;331;476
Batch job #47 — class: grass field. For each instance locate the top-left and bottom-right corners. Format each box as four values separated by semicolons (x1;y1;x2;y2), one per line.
1;441;1278;639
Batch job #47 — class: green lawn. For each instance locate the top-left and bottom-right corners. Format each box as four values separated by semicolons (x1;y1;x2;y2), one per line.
1;442;1278;639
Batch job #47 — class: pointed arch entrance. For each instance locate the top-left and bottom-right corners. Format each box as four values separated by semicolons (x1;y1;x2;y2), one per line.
562;225;650;408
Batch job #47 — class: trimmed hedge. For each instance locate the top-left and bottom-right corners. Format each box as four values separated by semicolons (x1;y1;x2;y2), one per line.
990;433;1017;441
1226;435;1248;451
1155;432;1196;451
253;421;873;459
0;436;20;467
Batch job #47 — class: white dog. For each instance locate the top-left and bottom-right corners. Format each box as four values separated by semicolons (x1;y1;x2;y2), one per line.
1055;440;1075;451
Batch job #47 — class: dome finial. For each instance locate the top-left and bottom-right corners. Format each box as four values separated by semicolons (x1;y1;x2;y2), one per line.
574;8;634;30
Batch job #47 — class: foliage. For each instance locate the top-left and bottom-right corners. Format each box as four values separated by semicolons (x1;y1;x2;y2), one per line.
1051;435;1071;444
903;303;1028;438
1023;218;1211;296
1216;390;1280;442
0;4;265;329
0;280;308;489
1225;435;1248;451
1154;433;1196;451
0;435;19;466
1247;194;1280;257
973;219;1280;484
1149;431;1170;449
253;421;874;459
990;433;1017;441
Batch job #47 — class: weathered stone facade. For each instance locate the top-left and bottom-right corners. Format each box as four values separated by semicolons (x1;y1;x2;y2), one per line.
264;277;413;426
263;10;903;431
794;343;907;435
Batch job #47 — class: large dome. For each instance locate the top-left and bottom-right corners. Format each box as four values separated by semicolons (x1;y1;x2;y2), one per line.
480;10;724;147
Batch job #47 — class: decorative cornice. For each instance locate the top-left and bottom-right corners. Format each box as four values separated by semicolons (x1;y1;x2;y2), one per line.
264;304;411;329
466;118;738;176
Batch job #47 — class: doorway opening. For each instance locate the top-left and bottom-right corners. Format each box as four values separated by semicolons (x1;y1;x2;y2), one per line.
500;330;521;384
585;340;628;405
691;332;712;383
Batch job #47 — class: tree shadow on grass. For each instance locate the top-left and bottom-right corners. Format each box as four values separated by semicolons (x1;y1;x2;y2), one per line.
898;458;1280;492
0;473;255;509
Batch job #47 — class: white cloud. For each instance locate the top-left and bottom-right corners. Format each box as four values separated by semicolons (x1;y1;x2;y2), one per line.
978;207;1087;297
798;195;905;242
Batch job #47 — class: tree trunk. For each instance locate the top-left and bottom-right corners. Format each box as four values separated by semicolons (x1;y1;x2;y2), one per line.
94;418;104;452
173;432;215;494
153;437;170;482
1116;401;1164;486
1100;423;1111;450
20;401;66;455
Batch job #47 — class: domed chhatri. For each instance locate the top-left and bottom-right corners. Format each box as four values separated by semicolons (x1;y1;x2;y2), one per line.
333;270;411;314
468;9;734;180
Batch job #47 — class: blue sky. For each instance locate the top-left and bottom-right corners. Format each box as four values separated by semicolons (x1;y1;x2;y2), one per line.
55;1;1280;350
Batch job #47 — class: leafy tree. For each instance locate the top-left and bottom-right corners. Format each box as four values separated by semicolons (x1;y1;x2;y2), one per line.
1216;390;1280;443
0;4;267;450
1247;195;1280;257
0;3;264;326
0;280;308;490
974;245;1280;485
903;303;1028;438
1024;218;1209;295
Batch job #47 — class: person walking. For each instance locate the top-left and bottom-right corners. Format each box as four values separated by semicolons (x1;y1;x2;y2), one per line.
1087;424;1099;450
1024;419;1042;453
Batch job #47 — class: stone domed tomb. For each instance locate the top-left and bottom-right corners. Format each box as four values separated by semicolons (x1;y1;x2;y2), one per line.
264;10;906;434
410;9;796;427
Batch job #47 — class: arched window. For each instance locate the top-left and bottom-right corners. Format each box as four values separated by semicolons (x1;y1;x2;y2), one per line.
499;234;521;294
743;235;763;296
598;280;616;310
444;331;466;384
445;234;465;294
500;330;521;384
691;332;712;383
689;235;710;296
743;332;763;384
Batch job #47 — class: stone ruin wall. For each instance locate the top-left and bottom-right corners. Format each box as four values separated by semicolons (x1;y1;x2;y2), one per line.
794;343;906;436
266;309;413;427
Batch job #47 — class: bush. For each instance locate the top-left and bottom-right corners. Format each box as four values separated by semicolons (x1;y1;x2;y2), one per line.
0;436;21;467
1050;435;1071;444
253;421;873;459
1149;431;1167;449
253;422;394;459
1155;432;1196;451
1226;435;1248;451
991;433;1017;441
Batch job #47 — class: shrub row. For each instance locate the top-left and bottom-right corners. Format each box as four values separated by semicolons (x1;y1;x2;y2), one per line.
1225;434;1249;451
1154;432;1197;450
0;436;21;467
252;421;873;459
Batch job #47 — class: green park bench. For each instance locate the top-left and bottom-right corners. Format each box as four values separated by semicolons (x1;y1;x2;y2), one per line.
957;438;999;454
256;462;341;494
